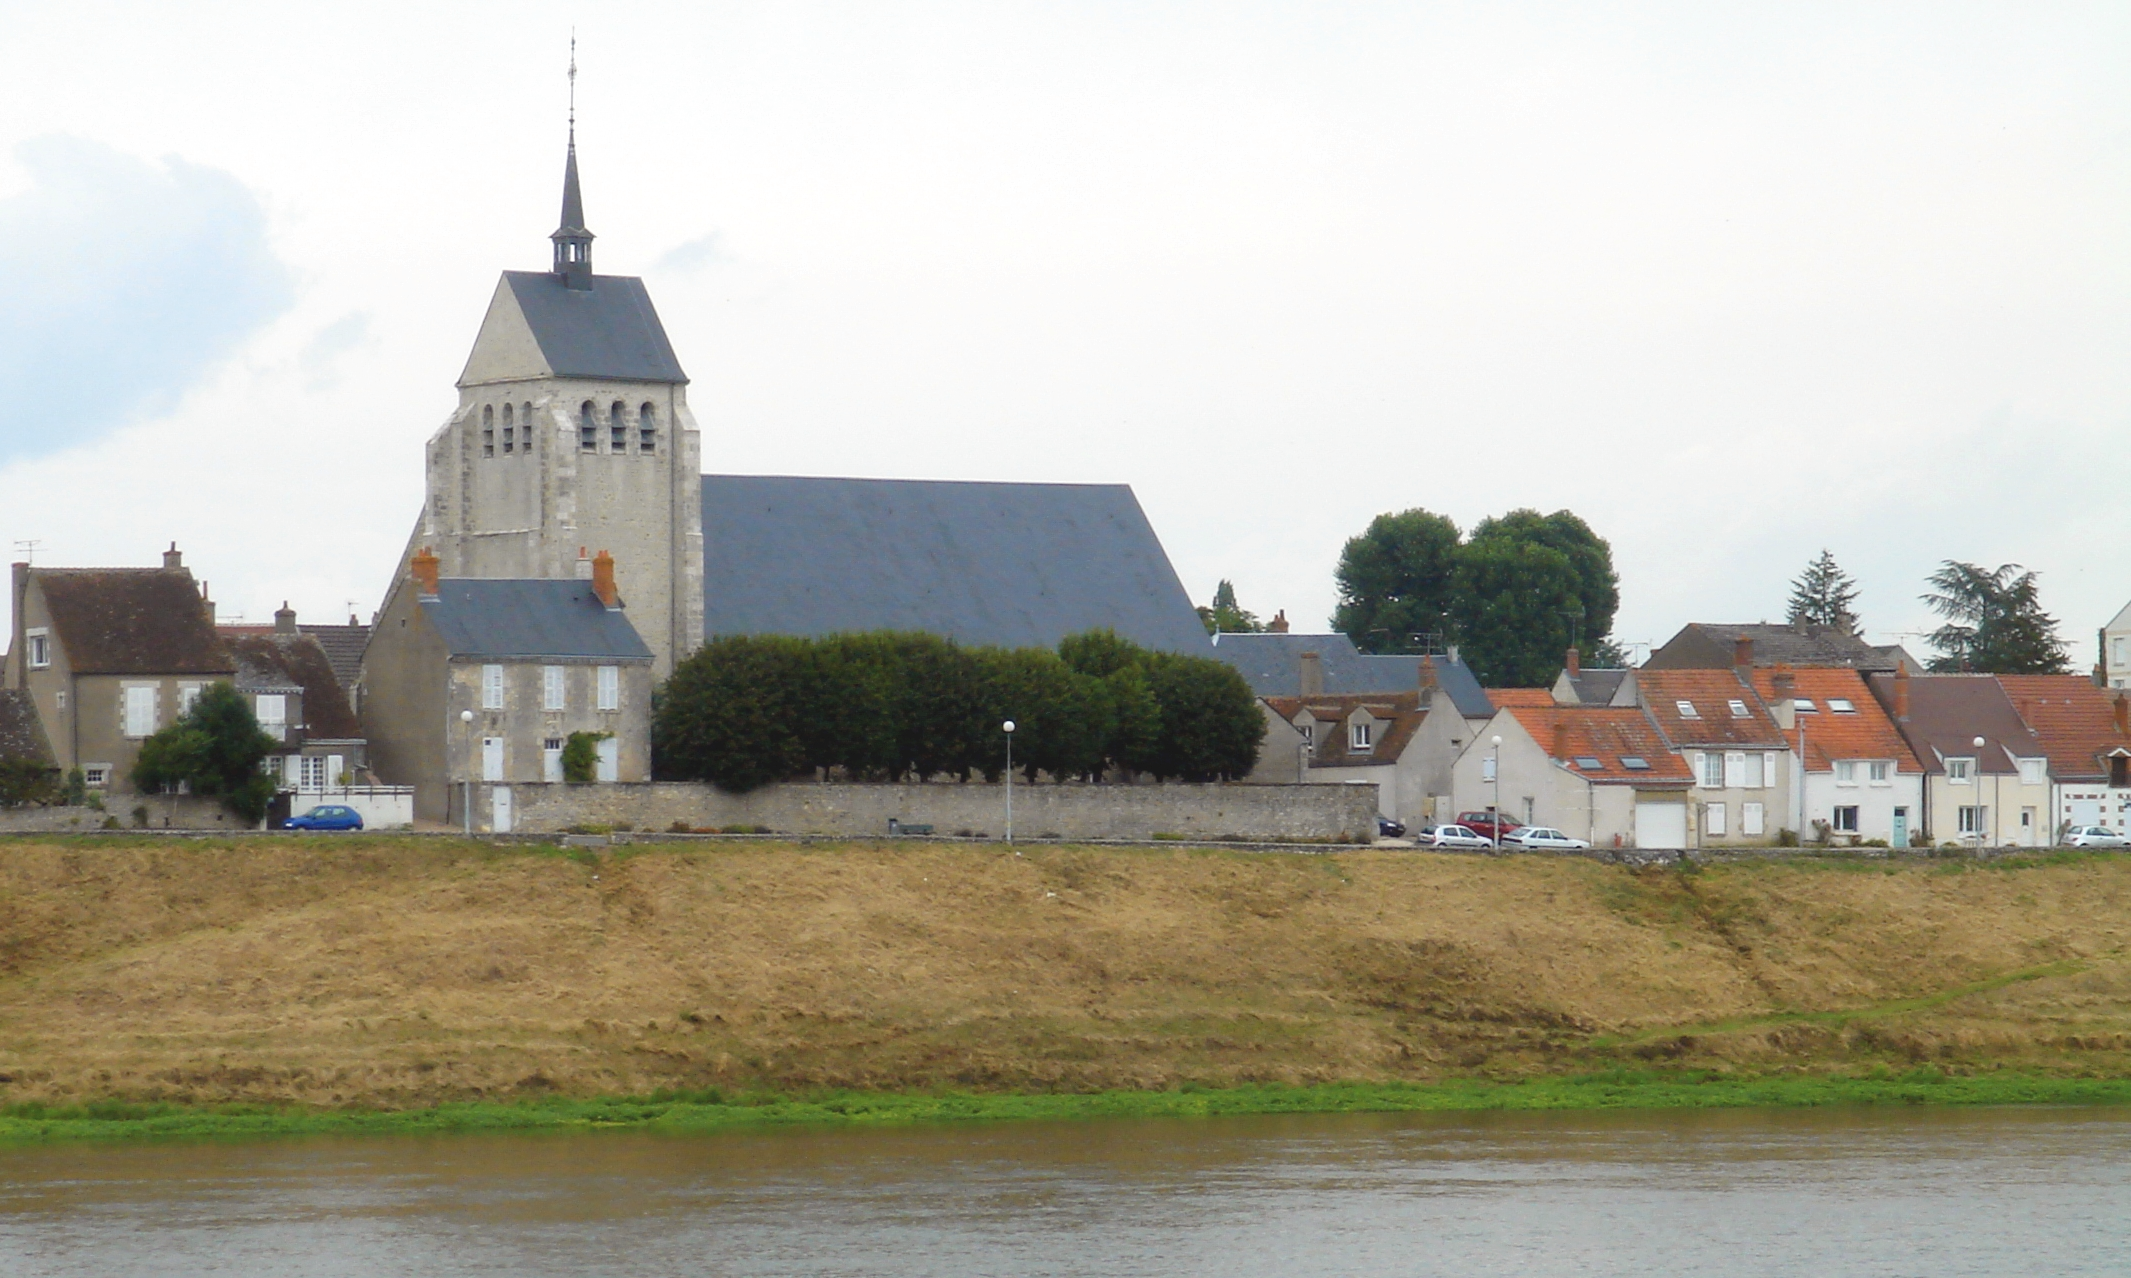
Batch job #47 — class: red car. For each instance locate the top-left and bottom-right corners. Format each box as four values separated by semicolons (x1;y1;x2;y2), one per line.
1456;811;1524;842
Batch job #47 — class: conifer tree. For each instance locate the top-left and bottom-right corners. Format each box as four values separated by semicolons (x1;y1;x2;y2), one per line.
1786;550;1861;630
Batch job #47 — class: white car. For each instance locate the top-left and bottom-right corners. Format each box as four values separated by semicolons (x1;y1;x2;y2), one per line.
1417;824;1493;850
1505;826;1592;851
2064;826;2129;848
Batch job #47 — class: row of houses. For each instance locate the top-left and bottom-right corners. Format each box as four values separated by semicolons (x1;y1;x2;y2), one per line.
1217;623;2131;849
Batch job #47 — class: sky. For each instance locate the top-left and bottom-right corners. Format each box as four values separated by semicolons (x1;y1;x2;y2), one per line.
1;1;2127;663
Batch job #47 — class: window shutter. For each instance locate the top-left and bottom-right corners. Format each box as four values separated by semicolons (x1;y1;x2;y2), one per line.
598;666;619;711
1724;752;1746;788
483;665;505;710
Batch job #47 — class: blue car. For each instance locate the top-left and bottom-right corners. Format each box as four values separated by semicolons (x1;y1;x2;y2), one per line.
285;804;364;831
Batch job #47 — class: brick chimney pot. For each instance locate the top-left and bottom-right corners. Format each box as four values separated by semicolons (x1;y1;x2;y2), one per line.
592;550;620;611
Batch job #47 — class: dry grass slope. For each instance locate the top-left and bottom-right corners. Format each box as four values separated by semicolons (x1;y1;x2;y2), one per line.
0;837;2128;1106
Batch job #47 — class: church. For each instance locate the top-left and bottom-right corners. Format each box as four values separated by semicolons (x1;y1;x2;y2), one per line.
379;125;1208;770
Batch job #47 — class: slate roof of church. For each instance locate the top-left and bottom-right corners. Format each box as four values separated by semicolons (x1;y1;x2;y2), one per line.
700;475;1212;654
1211;632;1493;717
498;270;686;384
421;579;653;661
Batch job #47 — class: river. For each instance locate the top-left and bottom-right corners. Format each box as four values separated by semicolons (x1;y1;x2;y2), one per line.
1;1105;2126;1275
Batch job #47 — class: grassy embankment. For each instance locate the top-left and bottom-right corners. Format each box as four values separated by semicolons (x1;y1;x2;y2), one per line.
3;834;2131;1140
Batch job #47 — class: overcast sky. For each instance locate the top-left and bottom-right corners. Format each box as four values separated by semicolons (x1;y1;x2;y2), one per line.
2;2;2127;663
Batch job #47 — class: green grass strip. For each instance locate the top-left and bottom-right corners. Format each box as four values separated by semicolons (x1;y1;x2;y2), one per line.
4;1071;2131;1145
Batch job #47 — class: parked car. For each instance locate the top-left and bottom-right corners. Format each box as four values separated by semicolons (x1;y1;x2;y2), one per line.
1417;824;1492;850
1455;811;1524;842
2064;825;2128;848
1376;815;1407;839
285;804;364;831
1505;826;1592;851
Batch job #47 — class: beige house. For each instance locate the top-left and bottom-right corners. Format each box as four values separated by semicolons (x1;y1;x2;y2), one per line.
1613;667;1795;846
1871;671;2053;847
1261;683;1472;824
4;546;234;795
1451;704;1695;847
362;549;654;827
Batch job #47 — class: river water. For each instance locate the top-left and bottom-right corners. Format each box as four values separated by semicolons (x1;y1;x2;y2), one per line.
0;1106;2126;1276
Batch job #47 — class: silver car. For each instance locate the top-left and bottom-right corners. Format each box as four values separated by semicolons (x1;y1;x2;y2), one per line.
1506;826;1592;851
2064;825;2128;848
1418;824;1493;850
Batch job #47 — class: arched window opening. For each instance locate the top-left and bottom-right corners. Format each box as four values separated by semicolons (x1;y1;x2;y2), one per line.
610;401;627;452
579;401;598;452
638;403;656;454
523;402;535;453
501;403;514;454
481;404;495;457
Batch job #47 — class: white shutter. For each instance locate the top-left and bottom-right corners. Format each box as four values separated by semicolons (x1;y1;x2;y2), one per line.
1743;802;1765;836
544;666;566;710
285;755;303;787
1724;752;1746;788
482;665;505;710
1705;802;1727;836
1765;753;1781;789
597;666;619;711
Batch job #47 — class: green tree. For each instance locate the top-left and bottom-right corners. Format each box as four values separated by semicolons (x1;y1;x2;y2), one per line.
1331;508;1462;653
652;635;815;791
1197;579;1264;635
1787;549;1860;630
1138;653;1264;780
1921;561;2070;674
129;682;279;823
1060;628;1163;773
1447;537;1586;686
1465;509;1620;647
0;758;60;808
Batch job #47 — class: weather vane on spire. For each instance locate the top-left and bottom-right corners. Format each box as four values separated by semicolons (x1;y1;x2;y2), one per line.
568;31;577;132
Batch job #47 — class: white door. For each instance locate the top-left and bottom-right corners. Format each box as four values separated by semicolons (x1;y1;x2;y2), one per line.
542;741;564;783
492;785;513;833
595;737;619;782
1635;801;1687;849
481;737;504;782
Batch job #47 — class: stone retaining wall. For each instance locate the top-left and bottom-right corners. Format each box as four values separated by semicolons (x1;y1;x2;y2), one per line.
495;780;1379;843
0;795;252;833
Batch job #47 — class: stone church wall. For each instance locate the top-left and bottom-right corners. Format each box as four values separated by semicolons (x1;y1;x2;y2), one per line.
498;780;1379;843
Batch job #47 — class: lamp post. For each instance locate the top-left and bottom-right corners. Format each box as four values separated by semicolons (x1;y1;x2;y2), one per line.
1489;734;1503;851
1972;734;1988;848
460;709;475;835
1003;720;1016;849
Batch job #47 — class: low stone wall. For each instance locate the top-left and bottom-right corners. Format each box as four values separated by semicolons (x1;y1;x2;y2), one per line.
0;795;252;833
497;780;1380;843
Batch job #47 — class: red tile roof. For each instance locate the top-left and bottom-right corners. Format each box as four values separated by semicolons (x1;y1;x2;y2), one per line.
1503;705;1693;784
1748;666;1920;773
1999;674;2131;781
1634;669;1789;748
1486;688;1558;708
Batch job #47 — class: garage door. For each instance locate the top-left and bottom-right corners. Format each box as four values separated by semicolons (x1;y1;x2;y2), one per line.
1635;801;1687;849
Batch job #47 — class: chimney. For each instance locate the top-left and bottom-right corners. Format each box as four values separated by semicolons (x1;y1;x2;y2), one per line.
591;550;619;610
2115;693;2128;737
411;548;441;599
1299;650;1324;697
1565;646;1581;676
1268;610;1289;634
199;581;213;623
1893;665;1911;721
575;546;593;580
1552;720;1570;761
274;601;297;634
162;542;183;570
1772;663;1795;699
1734;634;1754;669
9;561;26;689
1418;656;1439;694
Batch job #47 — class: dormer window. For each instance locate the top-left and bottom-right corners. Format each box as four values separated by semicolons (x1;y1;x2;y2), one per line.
1675;700;1699;719
1727;699;1749;718
26;629;48;669
1946;757;1973;784
1828;698;1855;713
1350;722;1372;752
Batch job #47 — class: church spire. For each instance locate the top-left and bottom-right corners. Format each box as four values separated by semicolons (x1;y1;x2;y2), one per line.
551;36;595;290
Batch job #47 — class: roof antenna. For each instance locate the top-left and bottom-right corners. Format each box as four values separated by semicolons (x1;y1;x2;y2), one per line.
11;539;40;565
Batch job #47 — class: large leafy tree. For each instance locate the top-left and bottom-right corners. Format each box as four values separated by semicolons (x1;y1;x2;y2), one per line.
1331;508;1462;654
1920;561;2070;674
1447;537;1587;686
1787;549;1860;630
1197;579;1264;635
130;682;279;823
1464;509;1620;646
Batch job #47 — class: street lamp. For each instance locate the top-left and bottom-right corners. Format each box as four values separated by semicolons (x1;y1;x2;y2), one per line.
1490;734;1503;851
1972;734;1988;848
1003;720;1017;849
460;709;475;835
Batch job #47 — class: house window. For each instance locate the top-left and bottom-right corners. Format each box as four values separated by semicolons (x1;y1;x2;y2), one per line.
1574;756;1603;771
482;404;494;456
2019;758;2046;786
610;401;627;452
1743;802;1765;836
543;665;566;711
123;685;157;738
522;402;536;451
1350;722;1372;752
1620;756;1650;771
543;738;565;782
1676;700;1699;719
26;629;48;669
1828;698;1856;713
1794;698;1817;713
482;664;505;710
597;665;619;711
2116;637;2126;668
1833;805;1860;833
1727;699;1749;718
178;682;203;716
579;401;598;451
255;694;287;742
1697;752;1721;788
1869;761;1891;784
1834;760;1858;786
1705;802;1727;836
1946;758;1973;784
1958;805;1981;835
639;403;657;453
299;755;328;791
83;765;109;788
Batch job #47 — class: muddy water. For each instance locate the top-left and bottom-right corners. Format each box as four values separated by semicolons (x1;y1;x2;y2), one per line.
0;1106;2126;1275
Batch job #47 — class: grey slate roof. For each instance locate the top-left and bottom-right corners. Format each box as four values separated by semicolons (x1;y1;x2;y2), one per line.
1209;632;1495;718
1646;622;1908;673
421;579;653;661
298;623;371;697
700;476;1214;655
501;271;686;384
1563;668;1629;705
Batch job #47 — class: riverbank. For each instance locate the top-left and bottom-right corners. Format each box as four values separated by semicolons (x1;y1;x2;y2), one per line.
2;836;2130;1111
7;1070;2131;1143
